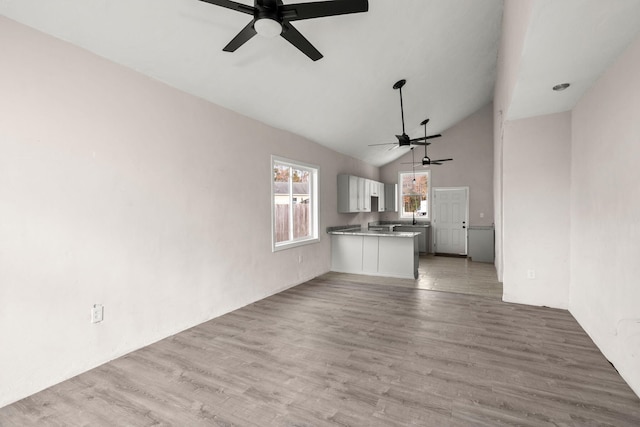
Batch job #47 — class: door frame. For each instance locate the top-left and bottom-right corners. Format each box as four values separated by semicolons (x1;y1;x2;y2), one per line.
431;186;470;254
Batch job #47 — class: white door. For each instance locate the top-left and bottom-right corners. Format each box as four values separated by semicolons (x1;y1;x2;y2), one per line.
432;187;469;255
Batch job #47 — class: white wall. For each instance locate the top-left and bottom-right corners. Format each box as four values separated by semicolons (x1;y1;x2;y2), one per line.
570;32;640;397
493;0;536;282
379;103;494;227
0;17;377;407
502;112;571;309
495;13;640;396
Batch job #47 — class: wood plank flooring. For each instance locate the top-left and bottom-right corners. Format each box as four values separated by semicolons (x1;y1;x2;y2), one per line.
323;254;504;300
2;260;639;426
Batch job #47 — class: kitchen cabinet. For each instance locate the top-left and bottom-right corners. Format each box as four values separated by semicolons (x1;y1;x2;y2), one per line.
362;235;379;274
358;177;371;212
468;226;494;262
338;174;362;213
384;183;397;212
337;174;383;213
329;234;362;271
377;182;386;212
394;225;430;253
378;234;419;278
330;230;419;279
369;180;379;196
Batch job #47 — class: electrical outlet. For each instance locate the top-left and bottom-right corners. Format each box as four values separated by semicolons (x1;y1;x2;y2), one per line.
91;304;104;323
527;269;536;280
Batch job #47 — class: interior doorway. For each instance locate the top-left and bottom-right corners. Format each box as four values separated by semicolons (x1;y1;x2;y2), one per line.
432;187;469;255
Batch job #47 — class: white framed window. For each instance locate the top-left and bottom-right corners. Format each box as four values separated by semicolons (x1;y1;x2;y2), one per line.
271;156;319;251
399;170;430;219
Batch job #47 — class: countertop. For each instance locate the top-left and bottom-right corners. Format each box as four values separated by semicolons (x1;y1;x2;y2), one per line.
328;229;420;238
368;221;430;228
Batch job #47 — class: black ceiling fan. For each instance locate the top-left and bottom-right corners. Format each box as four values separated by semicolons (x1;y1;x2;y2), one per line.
369;79;442;149
402;118;452;166
198;0;369;61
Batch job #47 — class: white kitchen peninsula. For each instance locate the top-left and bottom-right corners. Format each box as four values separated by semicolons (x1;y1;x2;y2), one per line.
328;228;419;279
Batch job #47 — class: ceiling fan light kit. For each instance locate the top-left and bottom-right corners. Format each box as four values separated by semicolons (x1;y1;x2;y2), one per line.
254;18;282;37
199;0;369;61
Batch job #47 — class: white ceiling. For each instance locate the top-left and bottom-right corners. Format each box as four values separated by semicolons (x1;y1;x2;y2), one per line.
508;0;640;120
2;0;639;166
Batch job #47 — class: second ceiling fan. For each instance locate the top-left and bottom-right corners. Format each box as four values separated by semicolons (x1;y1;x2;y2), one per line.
369;79;442;149
402;118;453;166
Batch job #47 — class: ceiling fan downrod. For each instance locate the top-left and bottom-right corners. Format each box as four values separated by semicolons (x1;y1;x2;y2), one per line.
393;79;411;146
394;79;406;136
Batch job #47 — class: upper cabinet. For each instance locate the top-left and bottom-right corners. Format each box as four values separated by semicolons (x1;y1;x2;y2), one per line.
338;174;359;213
338;174;384;213
377;182;386;212
370;180;379;197
384;183;397;212
358;176;371;211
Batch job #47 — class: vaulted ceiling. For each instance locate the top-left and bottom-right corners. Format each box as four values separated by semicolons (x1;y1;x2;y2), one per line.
2;0;639;166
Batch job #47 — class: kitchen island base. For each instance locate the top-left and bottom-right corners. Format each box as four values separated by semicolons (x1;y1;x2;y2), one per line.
330;231;419;279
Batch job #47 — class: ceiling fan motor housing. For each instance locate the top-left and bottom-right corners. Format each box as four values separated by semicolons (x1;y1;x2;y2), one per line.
398;134;411;146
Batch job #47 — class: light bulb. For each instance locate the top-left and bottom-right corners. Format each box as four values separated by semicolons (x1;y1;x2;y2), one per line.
254;18;282;38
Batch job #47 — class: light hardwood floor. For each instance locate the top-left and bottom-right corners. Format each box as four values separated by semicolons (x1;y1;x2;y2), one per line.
2;258;639;426
323;254;503;300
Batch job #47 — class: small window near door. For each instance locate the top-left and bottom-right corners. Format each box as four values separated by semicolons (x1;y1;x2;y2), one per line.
399;170;430;219
272;156;319;251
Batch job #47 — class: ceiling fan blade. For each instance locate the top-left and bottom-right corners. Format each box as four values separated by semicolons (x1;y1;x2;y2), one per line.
223;20;258;52
410;134;440;144
368;142;396;146
410;140;431;146
198;0;255;15
281;0;369;21
432;158;453;163
280;22;323;61
415;134;442;141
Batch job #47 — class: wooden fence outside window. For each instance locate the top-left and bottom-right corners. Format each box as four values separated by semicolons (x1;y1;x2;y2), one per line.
275;204;310;243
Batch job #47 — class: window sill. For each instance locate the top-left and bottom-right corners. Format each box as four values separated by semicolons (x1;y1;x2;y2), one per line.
273;236;320;252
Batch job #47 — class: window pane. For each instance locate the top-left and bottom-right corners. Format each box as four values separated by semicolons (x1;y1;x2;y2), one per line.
274;164;291;243
274;164;289;183
272;156;319;251
292;168;311;239
400;171;429;218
